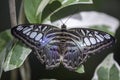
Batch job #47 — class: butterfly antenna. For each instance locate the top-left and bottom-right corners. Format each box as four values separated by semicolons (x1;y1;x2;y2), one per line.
64;14;73;25
48;7;79;28
62;7;79;26
48;8;64;25
60;9;78;30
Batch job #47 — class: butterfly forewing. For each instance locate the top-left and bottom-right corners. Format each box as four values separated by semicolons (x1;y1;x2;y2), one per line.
68;28;115;54
11;24;59;49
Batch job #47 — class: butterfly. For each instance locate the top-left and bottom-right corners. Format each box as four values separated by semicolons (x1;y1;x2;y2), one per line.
11;24;115;71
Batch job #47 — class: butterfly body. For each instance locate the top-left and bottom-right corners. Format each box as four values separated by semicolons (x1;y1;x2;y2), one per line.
11;24;115;70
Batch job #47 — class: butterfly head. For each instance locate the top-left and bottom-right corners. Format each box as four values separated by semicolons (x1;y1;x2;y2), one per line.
61;24;67;31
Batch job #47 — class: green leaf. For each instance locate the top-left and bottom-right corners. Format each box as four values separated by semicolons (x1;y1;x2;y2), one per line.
24;0;51;23
50;0;93;21
0;30;13;78
49;1;93;23
57;0;93;6
41;0;62;22
0;30;31;73
24;0;93;23
75;65;85;73
3;41;31;71
0;30;13;52
110;64;120;80
92;53;120;80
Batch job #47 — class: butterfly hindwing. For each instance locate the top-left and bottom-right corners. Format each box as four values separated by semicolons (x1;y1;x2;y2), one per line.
33;44;61;69
42;44;61;69
62;45;85;70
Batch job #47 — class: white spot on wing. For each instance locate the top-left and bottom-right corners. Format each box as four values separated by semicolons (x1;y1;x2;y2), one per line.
104;34;111;39
16;26;23;31
89;37;96;44
99;34;104;39
30;32;37;38
38;26;42;30
40;39;43;42
86;30;90;34
80;43;86;47
26;32;31;36
89;33;93;36
23;27;29;31
34;28;39;31
84;37;91;46
23;28;32;34
81;29;85;35
35;33;43;41
95;31;98;34
95;34;104;41
42;26;47;31
96;38;100;43
30;25;34;28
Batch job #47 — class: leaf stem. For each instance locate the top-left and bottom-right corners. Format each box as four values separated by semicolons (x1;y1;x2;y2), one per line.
9;0;17;27
19;58;31;80
18;1;25;24
9;0;18;79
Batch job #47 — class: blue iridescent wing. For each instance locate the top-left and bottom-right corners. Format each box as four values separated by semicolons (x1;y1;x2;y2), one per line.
62;28;115;70
11;24;61;69
33;45;61;69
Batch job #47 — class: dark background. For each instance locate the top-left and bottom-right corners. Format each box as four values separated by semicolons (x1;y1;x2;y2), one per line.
0;0;120;80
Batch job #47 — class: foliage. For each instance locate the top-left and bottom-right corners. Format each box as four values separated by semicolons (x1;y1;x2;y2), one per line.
92;54;120;80
0;0;119;80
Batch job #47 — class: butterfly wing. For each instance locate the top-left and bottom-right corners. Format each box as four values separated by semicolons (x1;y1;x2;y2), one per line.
11;24;60;49
11;24;61;69
62;28;115;70
33;44;61;69
69;28;115;53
